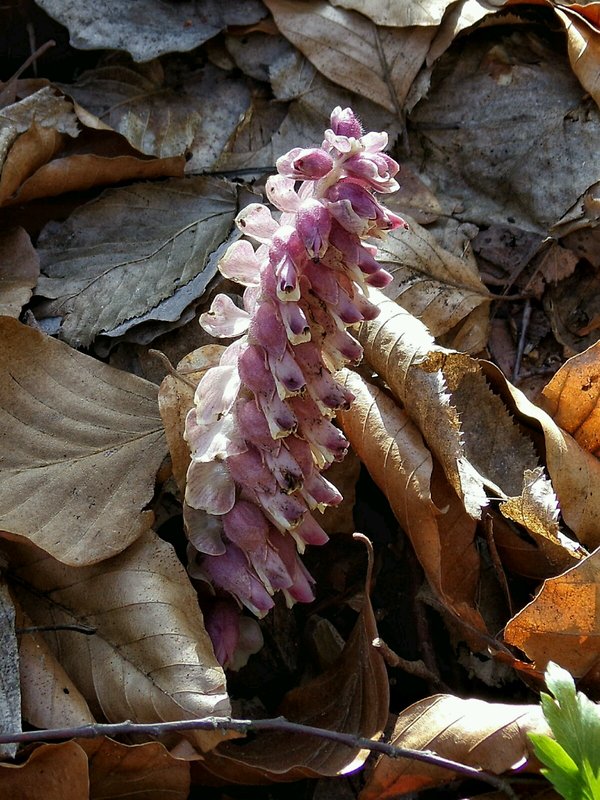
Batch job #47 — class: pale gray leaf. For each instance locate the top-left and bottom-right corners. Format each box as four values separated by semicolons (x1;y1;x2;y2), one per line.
0;576;20;759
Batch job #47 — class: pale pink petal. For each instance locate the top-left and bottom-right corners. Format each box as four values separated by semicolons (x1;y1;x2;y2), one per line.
218;240;261;285
266;174;301;212
194;364;241;425
185;459;235;515
360;130;388;152
186;411;246;462
236;203;280;243
200;294;251;338
202;543;275;617
183;504;226;555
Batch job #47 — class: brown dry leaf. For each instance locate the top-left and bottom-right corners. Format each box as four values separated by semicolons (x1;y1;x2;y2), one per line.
426;0;512;64
0;576;20;759
358;290;539;514
552;3;600;108
264;0;436;112
36;0;266;62
0;85;184;206
17;606;95;730
541;340;600;456
504;547;600;678
482;361;600;551
201;540;388;780
385;164;443;224
78;738;190;800
0;227;39;317
377;216;491;350
1;530;230;751
61;61;251;174
337;370;485;634
329;0;453;26
360;694;545;799
0;741;89;799
34;176;238;347
0;318;167;566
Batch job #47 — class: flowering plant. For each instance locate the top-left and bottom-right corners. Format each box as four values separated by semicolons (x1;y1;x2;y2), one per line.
184;107;404;666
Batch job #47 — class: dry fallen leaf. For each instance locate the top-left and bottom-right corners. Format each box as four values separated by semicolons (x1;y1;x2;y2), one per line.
78;737;190;800
377;215;491;350
35;0;267;62
0;577;20;759
504;547;600;678
34;176;238;347
264;0;436;112
1;530;230;752
0;318;167;565
337;370;485;634
200;538;388;780
0;741;89;799
0;227;39;318
329;0;452;26
360;694;546;799
541;340;600;456
553;2;600;109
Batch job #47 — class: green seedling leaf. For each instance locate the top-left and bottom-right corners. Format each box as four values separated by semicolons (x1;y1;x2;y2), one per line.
529;662;600;800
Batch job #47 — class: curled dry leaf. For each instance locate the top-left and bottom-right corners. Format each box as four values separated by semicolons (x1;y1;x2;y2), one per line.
78;738;190;800
17;607;95;730
329;0;453;26
0;84;184;206
0;227;39;317
337;370;485;635
504;547;600;678
264;0;436;112
0;318;167;566
62;61;251;173
377;215;491;349
0;741;89;799
553;3;600;109
34;176;238;347
360;694;546;799
0;577;20;759
483;361;600;551
36;0;266;62
541;340;600;457
200;538;388;781
1;530;230;752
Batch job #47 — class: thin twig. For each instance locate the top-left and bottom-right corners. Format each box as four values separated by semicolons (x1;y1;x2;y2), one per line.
148;349;198;389
0;715;518;798
373;637;451;693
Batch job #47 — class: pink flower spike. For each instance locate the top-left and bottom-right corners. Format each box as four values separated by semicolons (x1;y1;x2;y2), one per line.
268;348;306;397
330;106;363;138
277;147;333;180
263;443;304;494
184;505;226;556
185;459;235;515
365;268;394;288
236;203;280;243
185;408;246;462
303;260;339;305
200;294;251;338
202;543;275;617
360;130;388;152
218;240;261;285
256;487;308;530
256;389;298;439
250;301;287;359
235;398;280;452
301;470;343;511
266;174;302;212
204;600;241;668
223;499;270;550
292;513;329;549
238;344;276;396
295;199;331;260
227;447;277;495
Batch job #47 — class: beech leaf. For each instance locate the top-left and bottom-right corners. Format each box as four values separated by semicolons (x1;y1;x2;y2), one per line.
201;538;388;780
1;530;230;751
34;176;238;347
264;0;435;112
0;318;167;566
360;694;546;798
35;0;267;62
0;227;39;318
541;340;600;457
504;548;600;678
337;370;485;634
0;742;89;799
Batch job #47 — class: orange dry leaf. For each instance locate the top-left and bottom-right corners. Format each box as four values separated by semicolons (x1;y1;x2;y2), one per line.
541;340;600;457
0;742;89;799
360;694;546;799
504;547;600;678
552;2;600;109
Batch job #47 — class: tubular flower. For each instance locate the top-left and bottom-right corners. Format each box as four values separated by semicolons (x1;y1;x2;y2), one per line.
185;107;404;661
